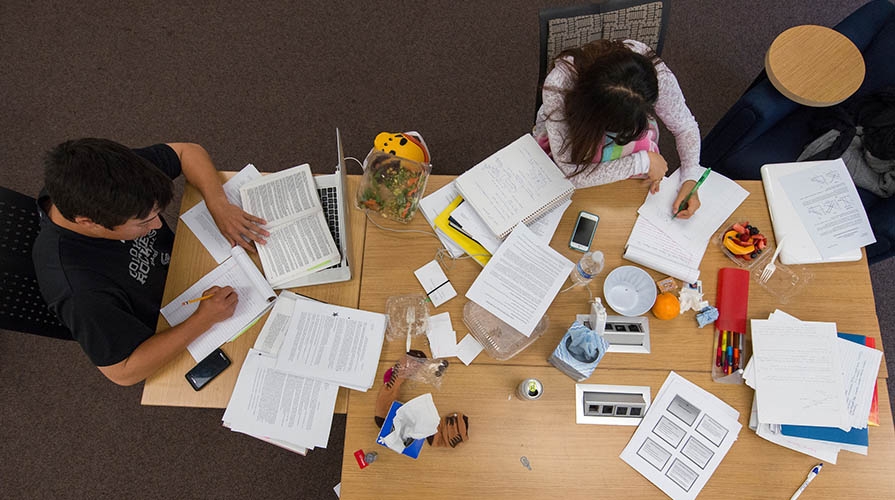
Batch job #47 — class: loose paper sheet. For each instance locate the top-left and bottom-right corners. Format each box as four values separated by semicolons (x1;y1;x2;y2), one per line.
274;299;386;391
180;164;262;263
778;160;875;259
620;371;741;500
465;224;573;336
750;319;849;430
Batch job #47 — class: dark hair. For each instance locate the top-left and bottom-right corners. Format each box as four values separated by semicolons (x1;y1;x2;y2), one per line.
550;39;660;175
44;138;173;229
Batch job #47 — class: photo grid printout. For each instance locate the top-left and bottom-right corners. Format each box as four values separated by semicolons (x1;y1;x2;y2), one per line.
620;372;741;500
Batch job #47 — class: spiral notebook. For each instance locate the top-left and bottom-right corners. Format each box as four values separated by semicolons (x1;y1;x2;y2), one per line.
455;134;574;239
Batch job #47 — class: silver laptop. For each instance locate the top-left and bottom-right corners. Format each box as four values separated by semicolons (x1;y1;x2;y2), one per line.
278;128;352;288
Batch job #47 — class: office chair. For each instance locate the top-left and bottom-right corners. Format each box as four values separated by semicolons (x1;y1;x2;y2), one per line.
0;186;73;339
536;0;670;112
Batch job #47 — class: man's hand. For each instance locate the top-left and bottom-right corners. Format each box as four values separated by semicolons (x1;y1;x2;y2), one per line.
193;285;239;326
644;151;668;194
672;180;701;219
206;200;269;253
97;285;240;387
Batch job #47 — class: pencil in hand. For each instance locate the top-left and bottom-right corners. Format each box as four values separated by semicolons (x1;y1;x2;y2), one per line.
182;294;214;306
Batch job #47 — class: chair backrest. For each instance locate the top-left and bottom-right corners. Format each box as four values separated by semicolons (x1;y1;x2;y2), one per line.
0;186;73;339
536;0;669;113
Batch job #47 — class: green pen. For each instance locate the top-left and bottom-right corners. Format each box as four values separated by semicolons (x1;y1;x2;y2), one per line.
672;167;711;219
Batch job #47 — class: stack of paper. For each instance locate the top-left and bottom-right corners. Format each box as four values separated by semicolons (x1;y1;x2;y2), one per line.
624;169;749;283
223;291;387;454
744;310;882;463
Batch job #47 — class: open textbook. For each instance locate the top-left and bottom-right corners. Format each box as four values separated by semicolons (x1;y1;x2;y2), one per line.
624;169;748;283
160;246;276;361
240;164;341;288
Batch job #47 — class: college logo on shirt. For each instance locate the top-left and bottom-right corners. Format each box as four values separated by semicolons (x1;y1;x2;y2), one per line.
129;230;160;285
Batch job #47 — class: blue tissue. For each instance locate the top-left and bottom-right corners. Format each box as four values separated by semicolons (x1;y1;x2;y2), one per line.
696;306;719;328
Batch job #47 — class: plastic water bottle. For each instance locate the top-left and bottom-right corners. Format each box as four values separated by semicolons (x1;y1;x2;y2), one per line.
569;250;605;287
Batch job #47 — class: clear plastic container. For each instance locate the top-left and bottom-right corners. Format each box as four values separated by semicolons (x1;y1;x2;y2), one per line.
462;301;547;361
716;224;813;303
356;150;431;223
385;294;429;342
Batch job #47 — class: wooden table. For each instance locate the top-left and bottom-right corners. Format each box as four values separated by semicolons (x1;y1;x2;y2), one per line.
765;25;865;107
356;176;887;375
341;175;894;499
141;173;367;412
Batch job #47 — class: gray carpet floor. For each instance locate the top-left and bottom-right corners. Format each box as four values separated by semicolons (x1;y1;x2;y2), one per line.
1;1;890;498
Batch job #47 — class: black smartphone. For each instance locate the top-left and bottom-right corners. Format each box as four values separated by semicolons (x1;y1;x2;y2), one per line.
569;211;600;252
185;348;231;391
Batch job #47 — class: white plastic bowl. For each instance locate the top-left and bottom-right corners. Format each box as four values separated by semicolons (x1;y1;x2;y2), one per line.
603;266;657;317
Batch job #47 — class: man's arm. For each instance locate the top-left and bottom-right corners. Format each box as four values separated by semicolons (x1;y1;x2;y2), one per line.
165;142;269;252
97;286;237;386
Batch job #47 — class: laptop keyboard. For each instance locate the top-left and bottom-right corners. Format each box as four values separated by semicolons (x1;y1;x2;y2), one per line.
318;187;342;269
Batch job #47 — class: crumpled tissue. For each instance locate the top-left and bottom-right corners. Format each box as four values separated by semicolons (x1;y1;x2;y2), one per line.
381;393;440;452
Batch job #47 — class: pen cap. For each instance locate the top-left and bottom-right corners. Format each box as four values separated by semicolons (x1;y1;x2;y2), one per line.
716;268;749;334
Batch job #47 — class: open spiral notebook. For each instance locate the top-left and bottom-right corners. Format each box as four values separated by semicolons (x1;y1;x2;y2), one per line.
455;134;574;239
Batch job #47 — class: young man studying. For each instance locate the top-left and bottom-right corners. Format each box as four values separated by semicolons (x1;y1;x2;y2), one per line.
33;138;268;386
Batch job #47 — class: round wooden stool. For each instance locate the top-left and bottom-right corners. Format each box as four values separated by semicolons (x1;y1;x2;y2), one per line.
765;25;865;107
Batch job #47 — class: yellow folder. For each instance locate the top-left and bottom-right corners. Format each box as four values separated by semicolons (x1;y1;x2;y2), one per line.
433;196;491;266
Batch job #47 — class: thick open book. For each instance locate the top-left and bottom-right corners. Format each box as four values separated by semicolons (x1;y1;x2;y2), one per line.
455;134;574;239
160;246;277;362
240;164;341;288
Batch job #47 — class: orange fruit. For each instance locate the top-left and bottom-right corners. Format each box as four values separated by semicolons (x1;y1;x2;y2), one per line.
652;292;680;320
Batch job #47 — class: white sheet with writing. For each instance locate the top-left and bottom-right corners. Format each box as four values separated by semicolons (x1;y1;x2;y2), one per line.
275;299;386;391
620;371;741;500
624;217;702;283
465;224;573;337
223;349;338;451
750;319;849;430
180;164;262;263
778;160;875;259
160;246;276;361
638;168;749;242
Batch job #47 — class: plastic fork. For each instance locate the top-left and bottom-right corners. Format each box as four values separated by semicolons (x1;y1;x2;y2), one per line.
759;239;785;283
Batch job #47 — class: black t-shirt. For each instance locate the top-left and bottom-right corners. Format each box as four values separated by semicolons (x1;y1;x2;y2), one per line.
33;144;182;366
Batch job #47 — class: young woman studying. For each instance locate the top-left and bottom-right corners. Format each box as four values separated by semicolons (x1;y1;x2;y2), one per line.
533;39;705;218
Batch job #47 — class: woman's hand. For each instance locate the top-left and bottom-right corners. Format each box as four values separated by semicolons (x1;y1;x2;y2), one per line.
644;152;668;194
672;180;701;219
206;200;269;253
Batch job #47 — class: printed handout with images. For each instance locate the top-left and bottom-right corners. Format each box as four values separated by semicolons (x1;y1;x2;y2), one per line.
620;371;741;500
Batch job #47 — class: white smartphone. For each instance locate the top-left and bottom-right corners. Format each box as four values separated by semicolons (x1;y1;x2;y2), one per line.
569;211;600;252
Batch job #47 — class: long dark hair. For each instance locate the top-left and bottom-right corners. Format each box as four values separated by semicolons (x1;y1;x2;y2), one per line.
548;39;660;176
